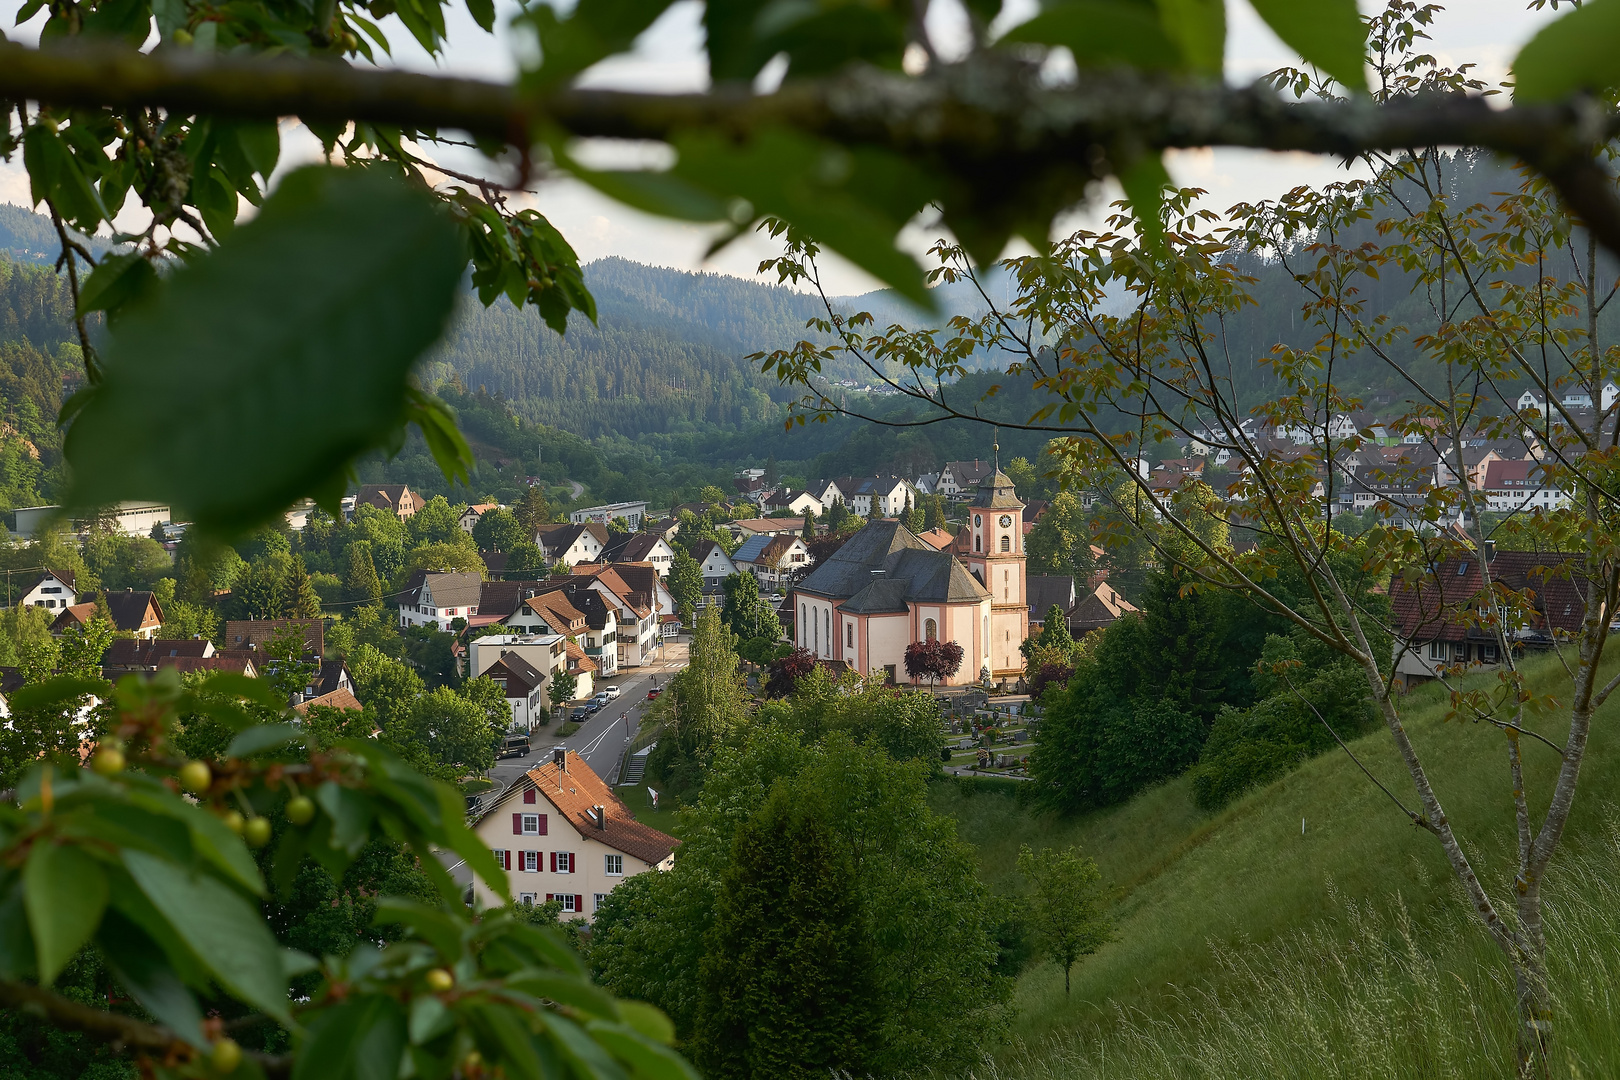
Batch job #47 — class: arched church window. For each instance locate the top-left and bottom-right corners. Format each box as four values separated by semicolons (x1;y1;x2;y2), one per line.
1000;535;1010;552
975;535;982;552
924;618;937;641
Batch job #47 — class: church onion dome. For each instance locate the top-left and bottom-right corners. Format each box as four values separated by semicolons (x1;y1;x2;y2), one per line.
976;470;1024;509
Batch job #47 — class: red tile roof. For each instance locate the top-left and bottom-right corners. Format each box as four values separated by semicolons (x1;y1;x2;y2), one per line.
1389;551;1586;645
519;752;678;865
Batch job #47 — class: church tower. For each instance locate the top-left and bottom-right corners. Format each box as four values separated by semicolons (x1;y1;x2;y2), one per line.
961;461;1029;682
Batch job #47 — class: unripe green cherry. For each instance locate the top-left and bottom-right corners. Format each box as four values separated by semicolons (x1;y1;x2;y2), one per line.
221;810;245;835
210;1036;242;1073
179;760;212;794
285;794;315;825
425;967;454;992
91;747;126;775
243;817;272;848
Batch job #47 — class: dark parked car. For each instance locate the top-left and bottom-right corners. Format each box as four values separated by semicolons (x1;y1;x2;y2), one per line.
498;734;531;760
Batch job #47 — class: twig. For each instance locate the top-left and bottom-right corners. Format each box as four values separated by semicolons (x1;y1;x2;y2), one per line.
4;42;1620;253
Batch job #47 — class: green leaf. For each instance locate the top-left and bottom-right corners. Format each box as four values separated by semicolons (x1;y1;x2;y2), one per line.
615;1001;676;1046
465;0;495;30
371;896;464;958
539;1011;629;1080
518;0;678;90
467;1003;546;1080
586;1021;700;1080
316;781;375;857
76;251;161;323
293;995;408;1080
1118;151;1172;251
191;670;290;711
407;994;451;1045
121;849;290;1023
227;722;305;759
433;784;509;901
97;908;206;1048
0;874;37;979
1000;1;1182;69
671;128;936;307
504;969;622;1019
123;781;265;895
404;388;474;488
24;842;109;984
1153;0;1223;76
1513;0;1620;102
9;676;108;713
62;165;466;536
1247;0;1366;91
23;125;108;231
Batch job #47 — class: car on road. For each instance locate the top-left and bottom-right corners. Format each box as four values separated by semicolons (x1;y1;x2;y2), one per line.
593;692;610;706
603;684;621;699
497;734;531;760
646;688;662;700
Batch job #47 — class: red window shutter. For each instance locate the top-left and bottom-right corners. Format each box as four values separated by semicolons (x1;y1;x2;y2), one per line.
575;894;583;913
524;788;536;805
511;813;522;835
503;851;512;871
550;851;557;873
538;814;548;836
546;893;553;903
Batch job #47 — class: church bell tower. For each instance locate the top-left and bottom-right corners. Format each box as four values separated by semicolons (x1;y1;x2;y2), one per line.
961;450;1028;681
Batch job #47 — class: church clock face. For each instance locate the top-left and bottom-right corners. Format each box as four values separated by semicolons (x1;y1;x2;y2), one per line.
999;514;1013;528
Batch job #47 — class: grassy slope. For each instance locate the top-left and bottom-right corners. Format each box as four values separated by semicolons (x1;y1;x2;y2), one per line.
929;650;1620;1051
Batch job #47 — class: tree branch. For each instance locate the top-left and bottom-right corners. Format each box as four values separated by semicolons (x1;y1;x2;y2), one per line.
5;41;1620;251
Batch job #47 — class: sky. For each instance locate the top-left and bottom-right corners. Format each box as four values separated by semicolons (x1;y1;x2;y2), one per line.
1;0;1567;295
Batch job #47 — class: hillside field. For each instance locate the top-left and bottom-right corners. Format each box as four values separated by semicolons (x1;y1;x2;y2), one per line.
929;650;1620;1078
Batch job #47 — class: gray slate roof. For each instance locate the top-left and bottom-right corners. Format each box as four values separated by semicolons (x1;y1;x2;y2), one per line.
796;520;988;609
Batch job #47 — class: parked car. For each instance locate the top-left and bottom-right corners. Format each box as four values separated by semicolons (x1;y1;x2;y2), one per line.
603;684;621;699
593;691;610;706
498;734;531;760
585;700;603;714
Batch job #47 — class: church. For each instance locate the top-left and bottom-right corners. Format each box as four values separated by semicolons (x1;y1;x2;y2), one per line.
789;467;1030;686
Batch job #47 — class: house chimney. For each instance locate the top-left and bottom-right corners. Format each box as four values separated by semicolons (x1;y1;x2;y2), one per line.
553;746;567;771
592;805;606;829
1484;539;1497;561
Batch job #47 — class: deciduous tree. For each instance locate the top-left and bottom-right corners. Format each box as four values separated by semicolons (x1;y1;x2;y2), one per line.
1016;844;1110;995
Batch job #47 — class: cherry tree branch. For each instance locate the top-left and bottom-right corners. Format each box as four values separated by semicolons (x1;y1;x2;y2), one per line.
5;41;1620;250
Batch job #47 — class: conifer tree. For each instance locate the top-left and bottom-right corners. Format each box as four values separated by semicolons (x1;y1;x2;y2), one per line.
344;540;384;608
694;790;877;1080
515;484;551;536
285;555;322;618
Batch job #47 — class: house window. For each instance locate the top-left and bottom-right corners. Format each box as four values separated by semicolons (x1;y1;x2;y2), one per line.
552;851;575;873
1483;643;1499;662
594;893;608;912
605;854;624;876
521;814;543;835
1428;641;1446;662
924;618;937;641
519;892;537;905
551;894;578;913
1000;535;1011;552
1454;643;1468;662
493;848;511;870
522;851;539;872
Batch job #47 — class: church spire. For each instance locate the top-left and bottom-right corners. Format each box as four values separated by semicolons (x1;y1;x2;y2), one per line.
992;426;999;473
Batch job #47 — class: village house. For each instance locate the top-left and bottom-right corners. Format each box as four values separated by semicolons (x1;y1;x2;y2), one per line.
399;571;483;630
600;531;677;578
762;488;824;517
502;588;619;679
733;533;812;590
468;633;587;710
1389;544;1585;690
459;503;498;533
15;568;75;611
355;484;419;521
472;749;678;919
480;653;550;729
937;460;994;499
536;523;607;567
687;539;738;609
728;517;809;542
1068;581;1139;636
1481;460;1572;513
52;589;165;640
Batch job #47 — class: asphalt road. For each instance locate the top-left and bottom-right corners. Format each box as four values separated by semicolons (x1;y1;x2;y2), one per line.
443;642;688;890
483;641;687;802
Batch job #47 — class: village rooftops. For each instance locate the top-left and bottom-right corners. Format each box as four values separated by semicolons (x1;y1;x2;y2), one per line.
518;751;679;866
795;519;989;610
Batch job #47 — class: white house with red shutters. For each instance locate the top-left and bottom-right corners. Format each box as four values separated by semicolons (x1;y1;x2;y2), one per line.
472;749;677;920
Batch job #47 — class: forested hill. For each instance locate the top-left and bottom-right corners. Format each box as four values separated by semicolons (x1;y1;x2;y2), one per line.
422;258;814;439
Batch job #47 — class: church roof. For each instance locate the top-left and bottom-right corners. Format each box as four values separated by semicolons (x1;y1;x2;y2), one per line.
974;469;1024;509
796;520;990;607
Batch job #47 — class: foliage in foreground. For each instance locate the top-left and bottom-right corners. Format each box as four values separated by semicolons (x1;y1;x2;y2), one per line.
0;669;692;1080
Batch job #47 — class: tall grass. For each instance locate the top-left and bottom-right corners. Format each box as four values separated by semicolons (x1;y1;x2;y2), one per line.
923;650;1620;1074
977;814;1620;1079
